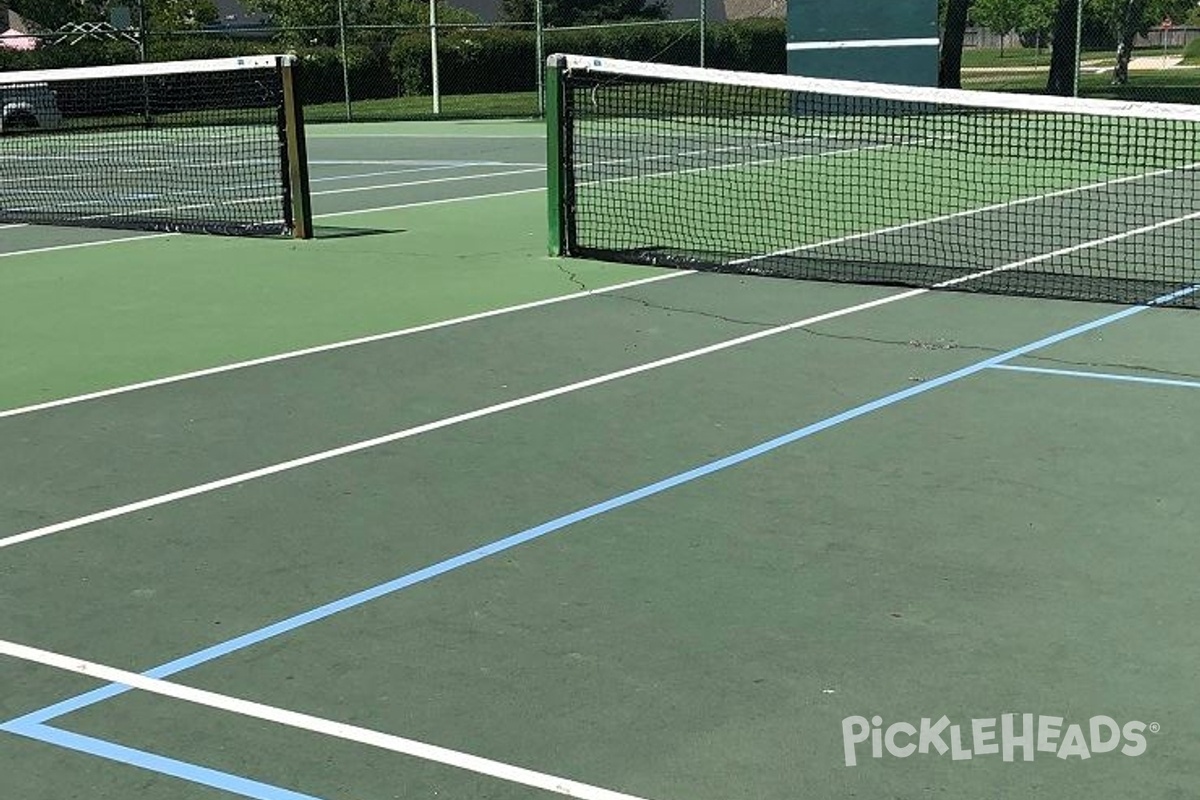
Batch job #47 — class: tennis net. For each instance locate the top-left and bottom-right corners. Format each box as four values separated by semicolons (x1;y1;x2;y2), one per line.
546;55;1200;307
0;55;311;238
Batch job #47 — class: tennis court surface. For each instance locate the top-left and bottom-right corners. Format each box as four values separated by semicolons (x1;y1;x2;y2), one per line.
3;74;1200;800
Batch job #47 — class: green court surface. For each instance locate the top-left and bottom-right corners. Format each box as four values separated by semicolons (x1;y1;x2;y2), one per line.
3;119;1200;800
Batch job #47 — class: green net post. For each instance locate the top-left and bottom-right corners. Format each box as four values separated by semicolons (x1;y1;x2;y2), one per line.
545;54;567;256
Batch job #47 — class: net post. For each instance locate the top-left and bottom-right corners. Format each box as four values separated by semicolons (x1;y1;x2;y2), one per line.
280;57;314;240
545;54;568;257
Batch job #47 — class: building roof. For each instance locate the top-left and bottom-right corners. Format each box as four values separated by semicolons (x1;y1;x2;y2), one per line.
210;0;269;27
4;4;30;33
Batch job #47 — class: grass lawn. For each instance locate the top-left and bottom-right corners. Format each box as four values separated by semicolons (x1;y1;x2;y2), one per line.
962;46;1185;69
962;67;1200;103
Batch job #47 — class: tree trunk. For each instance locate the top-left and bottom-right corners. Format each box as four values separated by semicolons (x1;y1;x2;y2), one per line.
1111;0;1143;85
939;0;970;89
1046;0;1079;96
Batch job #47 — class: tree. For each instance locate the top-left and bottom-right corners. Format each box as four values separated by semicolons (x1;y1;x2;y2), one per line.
248;0;336;29
1045;0;1080;94
13;0;219;31
345;0;476;26
970;0;1024;55
249;0;476;45
499;0;667;27
147;0;219;29
939;0;971;88
1110;0;1143;82
1018;0;1057;51
10;0;104;29
1090;0;1194;83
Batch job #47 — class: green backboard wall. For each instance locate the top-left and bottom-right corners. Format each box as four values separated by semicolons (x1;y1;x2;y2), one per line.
787;0;938;86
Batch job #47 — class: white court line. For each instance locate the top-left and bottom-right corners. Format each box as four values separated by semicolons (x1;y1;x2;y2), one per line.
0;186;548;261
314;185;545;219
991;364;1200;390
0;233;175;261
3;166;547;227
307;132;544;139
310;160;542;167
0;288;923;548
730;162;1200;266
309;166;544;198
0;271;686;420
0;639;655;800
0;130;884;242
309;129;903;217
309;164;541;184
580;138;925;191
4;208;1196;551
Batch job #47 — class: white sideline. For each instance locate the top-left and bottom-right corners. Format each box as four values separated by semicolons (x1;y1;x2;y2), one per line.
730;163;1200;266
309;166;544;198
5;205;1197;551
0;271;686;420
307;132;545;139
0;233;176;260
0;639;656;800
0;286;930;549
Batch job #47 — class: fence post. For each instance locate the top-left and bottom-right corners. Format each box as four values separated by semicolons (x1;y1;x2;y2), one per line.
699;0;706;67
1072;0;1082;97
536;0;546;115
337;0;352;122
429;0;441;115
136;0;147;61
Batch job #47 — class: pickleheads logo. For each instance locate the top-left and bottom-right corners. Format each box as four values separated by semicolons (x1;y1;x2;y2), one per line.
842;715;1158;766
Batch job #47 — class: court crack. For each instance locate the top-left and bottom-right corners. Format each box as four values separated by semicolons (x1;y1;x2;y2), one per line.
554;264;776;326
1021;354;1200;381
603;293;779;328
555;262;589;293
797;329;1200;380
797;328;999;355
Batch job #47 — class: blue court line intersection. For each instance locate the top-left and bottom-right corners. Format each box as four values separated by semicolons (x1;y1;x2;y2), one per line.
3;285;1196;800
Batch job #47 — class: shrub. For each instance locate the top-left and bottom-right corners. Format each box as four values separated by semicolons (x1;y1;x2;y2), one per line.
1183;36;1200;64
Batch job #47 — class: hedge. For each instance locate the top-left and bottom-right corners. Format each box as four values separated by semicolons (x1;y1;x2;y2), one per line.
1;19;785;110
1184;36;1200;64
390;20;786;98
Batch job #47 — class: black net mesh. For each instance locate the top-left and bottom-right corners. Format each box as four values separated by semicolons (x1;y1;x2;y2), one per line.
559;59;1200;307
0;58;295;236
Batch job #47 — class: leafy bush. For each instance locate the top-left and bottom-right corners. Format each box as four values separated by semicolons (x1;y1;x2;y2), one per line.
1;19;786;117
389;19;785;98
1183;36;1200;64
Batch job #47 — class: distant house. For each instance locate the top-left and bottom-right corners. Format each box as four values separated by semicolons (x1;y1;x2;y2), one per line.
723;0;784;20
1;2;41;50
3;2;26;31
208;0;270;29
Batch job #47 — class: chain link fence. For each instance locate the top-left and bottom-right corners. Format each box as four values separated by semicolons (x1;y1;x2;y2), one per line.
958;21;1200;105
7;2;1195;120
1;3;787;122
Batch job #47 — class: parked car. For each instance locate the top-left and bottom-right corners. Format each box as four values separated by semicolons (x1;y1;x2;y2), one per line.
0;82;62;132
